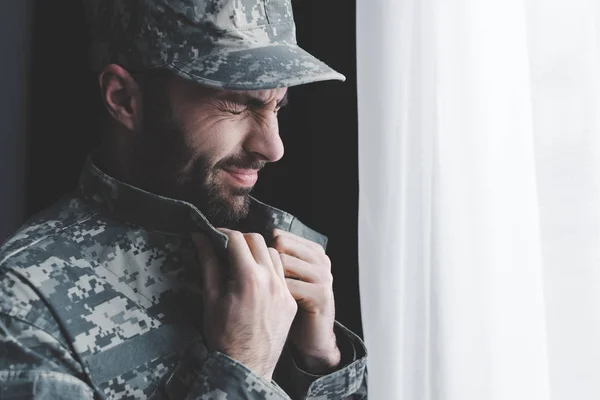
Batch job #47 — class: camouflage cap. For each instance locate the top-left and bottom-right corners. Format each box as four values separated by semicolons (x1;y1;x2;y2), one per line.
83;0;346;90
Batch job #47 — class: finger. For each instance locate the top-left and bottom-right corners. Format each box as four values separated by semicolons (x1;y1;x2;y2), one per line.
269;248;286;282
272;233;327;265
217;228;255;280
192;232;221;303
285;278;329;314
273;229;326;254
280;253;322;283
243;233;272;267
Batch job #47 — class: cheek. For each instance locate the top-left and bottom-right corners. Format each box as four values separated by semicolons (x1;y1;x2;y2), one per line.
185;115;249;163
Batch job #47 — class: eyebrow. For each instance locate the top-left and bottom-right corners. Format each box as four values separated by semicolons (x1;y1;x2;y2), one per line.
224;92;290;109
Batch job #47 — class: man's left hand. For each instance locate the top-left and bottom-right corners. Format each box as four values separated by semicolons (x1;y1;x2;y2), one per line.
272;229;341;374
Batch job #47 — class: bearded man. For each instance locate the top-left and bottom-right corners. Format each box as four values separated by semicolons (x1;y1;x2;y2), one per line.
0;0;367;398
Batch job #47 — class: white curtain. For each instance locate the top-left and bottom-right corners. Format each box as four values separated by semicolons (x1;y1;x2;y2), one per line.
356;0;600;399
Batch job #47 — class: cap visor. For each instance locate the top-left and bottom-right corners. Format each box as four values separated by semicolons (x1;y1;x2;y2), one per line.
166;44;345;90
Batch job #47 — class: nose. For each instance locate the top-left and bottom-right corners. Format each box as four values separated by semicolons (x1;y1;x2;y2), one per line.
243;113;285;163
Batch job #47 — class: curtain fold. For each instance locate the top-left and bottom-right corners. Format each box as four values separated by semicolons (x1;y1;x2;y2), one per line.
526;1;600;398
357;1;437;398
357;0;600;399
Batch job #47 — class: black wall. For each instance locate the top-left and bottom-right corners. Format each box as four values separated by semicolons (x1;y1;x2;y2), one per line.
26;1;362;337
0;1;31;241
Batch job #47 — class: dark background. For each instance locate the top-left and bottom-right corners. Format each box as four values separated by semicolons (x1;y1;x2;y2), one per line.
2;1;362;337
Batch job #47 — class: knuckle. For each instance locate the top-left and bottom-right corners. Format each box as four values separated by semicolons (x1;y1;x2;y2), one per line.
245;232;266;244
271;281;290;301
310;241;325;253
285;294;298;311
322;254;332;269
278;252;290;263
272;235;286;249
228;230;245;241
323;271;334;285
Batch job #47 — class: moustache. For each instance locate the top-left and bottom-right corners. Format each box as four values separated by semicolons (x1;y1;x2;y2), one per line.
217;155;267;171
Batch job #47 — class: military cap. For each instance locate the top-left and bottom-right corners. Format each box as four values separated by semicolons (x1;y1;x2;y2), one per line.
83;0;346;89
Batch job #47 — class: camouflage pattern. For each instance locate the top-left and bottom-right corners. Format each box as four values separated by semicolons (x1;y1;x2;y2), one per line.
0;155;367;399
83;0;346;90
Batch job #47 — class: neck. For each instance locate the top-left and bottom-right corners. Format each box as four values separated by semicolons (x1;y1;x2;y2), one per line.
96;132;138;187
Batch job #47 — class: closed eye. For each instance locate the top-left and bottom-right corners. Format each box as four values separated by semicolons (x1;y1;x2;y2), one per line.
222;101;246;115
218;93;290;114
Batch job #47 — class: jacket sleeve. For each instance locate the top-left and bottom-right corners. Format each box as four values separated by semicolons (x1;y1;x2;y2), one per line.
0;313;97;399
0;267;98;399
154;322;368;400
273;321;368;400
0;313;295;400
156;345;294;400
0;266;292;400
0;268;367;400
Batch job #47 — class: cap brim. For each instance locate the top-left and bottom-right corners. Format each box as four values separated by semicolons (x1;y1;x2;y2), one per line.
166;44;346;90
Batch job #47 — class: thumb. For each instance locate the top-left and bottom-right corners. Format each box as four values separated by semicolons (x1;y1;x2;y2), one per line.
192;232;221;303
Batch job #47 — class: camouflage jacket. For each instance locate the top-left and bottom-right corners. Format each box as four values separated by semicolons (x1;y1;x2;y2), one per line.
0;156;367;399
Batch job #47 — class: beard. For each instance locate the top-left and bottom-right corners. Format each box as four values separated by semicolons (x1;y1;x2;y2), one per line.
172;151;266;228
133;79;265;228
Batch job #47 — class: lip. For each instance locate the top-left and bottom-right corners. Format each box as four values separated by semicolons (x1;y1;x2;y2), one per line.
222;168;259;187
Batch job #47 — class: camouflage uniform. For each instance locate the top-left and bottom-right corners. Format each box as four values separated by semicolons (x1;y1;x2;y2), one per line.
0;0;368;398
0;156;367;399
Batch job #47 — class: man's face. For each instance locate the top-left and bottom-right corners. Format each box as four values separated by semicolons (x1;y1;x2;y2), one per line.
132;72;288;227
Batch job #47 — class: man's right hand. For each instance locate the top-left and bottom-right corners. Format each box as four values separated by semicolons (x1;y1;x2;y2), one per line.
192;228;298;380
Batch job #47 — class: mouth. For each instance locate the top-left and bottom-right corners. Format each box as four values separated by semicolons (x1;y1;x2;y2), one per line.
222;167;259;187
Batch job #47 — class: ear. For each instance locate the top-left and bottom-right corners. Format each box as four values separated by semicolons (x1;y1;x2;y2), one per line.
98;64;143;132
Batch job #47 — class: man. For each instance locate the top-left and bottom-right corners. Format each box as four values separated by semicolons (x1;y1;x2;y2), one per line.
0;0;367;399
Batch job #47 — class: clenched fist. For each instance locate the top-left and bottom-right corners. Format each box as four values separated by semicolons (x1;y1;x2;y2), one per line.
193;229;298;380
272;229;341;374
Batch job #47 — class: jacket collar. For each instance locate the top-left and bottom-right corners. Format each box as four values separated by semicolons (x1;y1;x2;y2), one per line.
77;154;327;252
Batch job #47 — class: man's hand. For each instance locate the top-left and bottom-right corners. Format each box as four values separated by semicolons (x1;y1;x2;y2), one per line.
193;229;298;381
272;229;341;374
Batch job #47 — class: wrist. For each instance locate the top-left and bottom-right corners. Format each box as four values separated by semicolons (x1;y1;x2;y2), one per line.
292;342;342;374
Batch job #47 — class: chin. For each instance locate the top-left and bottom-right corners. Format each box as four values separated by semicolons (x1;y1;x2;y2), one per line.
202;188;251;228
185;175;253;226
224;193;251;217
